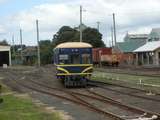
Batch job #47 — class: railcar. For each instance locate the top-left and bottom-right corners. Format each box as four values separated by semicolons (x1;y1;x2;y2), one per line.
54;42;93;87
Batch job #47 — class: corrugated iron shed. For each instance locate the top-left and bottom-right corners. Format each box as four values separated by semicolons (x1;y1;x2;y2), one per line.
0;46;10;51
134;41;160;52
22;46;37;57
0;45;11;66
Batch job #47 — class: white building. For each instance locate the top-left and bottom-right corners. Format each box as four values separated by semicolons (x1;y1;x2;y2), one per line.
134;41;160;66
133;28;160;67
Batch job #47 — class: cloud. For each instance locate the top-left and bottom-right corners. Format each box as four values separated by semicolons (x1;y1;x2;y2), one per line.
0;25;7;34
4;0;160;45
10;3;79;31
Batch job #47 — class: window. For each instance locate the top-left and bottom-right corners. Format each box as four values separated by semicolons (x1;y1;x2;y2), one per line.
70;54;80;64
59;55;69;64
82;54;90;64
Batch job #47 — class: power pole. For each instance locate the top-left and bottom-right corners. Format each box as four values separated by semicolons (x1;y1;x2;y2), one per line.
20;29;23;62
112;13;117;46
97;21;100;31
80;5;82;42
12;35;15;56
36;19;41;67
111;26;114;47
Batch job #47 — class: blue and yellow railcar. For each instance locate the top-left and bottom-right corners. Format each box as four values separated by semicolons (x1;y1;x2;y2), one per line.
54;42;93;87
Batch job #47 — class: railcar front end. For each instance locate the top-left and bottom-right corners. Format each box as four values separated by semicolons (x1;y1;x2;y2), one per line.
54;42;93;87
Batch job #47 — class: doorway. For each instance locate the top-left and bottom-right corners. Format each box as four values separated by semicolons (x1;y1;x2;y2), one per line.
0;51;9;66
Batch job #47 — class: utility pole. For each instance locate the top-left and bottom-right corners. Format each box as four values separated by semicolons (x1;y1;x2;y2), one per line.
36;19;41;67
111;26;114;47
97;21;100;31
20;29;23;62
80;5;82;42
12;35;15;56
112;13;117;46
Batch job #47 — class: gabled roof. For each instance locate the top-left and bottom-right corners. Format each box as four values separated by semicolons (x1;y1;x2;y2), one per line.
117;39;146;53
0;45;10;51
134;41;160;52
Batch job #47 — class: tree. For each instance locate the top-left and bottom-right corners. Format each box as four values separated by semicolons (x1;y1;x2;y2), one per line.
52;26;105;48
82;27;105;47
39;40;53;65
0;39;8;46
53;26;77;47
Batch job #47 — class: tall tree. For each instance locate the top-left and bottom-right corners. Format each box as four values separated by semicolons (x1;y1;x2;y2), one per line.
52;26;105;48
82;27;105;48
53;26;77;47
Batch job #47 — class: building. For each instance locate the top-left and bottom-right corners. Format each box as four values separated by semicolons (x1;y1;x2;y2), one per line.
133;28;160;66
148;28;160;42
117;33;148;53
134;41;160;66
22;46;37;65
116;33;148;65
0;45;11;66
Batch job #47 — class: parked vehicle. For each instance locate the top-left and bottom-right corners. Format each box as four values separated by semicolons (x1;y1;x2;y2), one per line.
54;42;93;87
93;47;120;67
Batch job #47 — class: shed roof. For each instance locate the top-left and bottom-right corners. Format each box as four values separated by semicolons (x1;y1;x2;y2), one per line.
55;42;92;48
117;39;146;53
134;41;160;52
0;45;10;52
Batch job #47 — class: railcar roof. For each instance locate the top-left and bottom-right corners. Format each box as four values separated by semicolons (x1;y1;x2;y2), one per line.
55;42;92;48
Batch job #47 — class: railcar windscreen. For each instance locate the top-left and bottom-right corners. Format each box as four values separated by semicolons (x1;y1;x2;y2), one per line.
70;54;80;64
59;54;69;64
82;54;91;64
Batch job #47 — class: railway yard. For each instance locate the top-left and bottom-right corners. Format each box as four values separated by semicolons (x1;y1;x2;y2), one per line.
0;65;160;120
1;1;160;120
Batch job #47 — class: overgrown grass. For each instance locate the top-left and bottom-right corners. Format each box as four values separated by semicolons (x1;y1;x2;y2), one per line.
92;71;160;86
0;83;62;120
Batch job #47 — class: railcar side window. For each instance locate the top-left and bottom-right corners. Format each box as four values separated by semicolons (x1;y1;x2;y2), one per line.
70;54;80;64
59;54;69;64
82;54;90;64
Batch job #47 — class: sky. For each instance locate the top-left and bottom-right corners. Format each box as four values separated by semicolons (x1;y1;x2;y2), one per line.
1;0;160;46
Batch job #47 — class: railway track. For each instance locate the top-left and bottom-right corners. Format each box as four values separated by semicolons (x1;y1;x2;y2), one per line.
16;78;160;120
1;69;160;120
88;80;160;103
15;79;124;120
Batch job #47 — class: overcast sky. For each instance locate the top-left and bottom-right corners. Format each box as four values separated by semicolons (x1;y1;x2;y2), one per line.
1;0;160;46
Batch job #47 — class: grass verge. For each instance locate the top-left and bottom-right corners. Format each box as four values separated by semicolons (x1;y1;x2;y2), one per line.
0;82;63;120
92;71;160;93
93;71;160;85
